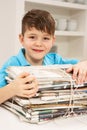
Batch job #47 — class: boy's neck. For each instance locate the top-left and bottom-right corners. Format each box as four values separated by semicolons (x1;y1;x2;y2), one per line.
25;54;43;66
30;60;43;66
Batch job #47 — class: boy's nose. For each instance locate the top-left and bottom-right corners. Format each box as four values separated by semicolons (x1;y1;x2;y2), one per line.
35;39;42;46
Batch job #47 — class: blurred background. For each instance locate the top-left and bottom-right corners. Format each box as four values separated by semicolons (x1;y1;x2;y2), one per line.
0;0;87;67
0;0;16;66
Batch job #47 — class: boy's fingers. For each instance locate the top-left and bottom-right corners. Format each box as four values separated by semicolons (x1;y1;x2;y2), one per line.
24;80;38;90
23;75;37;84
72;68;79;79
77;71;86;84
23;86;38;98
66;66;73;73
18;72;30;78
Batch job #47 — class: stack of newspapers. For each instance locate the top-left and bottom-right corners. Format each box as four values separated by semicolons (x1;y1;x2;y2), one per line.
2;65;87;124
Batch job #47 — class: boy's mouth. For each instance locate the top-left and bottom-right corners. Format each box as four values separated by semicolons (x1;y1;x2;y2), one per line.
32;49;44;52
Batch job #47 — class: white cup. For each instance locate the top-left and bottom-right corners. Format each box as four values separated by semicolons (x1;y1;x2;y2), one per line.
66;0;76;3
76;0;85;4
57;18;67;31
84;0;87;4
54;18;58;30
55;0;65;1
67;19;77;31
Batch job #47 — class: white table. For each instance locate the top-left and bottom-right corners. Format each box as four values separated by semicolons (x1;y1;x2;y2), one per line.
0;106;87;130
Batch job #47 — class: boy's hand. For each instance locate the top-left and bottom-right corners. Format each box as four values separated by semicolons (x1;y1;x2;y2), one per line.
10;72;38;98
66;61;87;84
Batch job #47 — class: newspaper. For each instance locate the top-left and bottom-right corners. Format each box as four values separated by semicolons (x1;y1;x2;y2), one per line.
2;65;87;124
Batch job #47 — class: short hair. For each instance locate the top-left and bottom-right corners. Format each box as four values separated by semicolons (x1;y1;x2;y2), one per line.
22;9;55;35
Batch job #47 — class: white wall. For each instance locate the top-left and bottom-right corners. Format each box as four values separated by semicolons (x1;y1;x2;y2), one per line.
0;0;16;67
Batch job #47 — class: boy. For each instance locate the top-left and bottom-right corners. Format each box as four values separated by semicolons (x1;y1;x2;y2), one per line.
0;9;87;104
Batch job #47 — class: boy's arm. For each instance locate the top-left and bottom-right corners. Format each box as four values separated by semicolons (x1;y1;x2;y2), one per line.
0;72;38;104
66;60;87;84
0;83;16;104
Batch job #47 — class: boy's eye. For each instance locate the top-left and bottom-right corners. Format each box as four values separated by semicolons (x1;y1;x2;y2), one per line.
44;37;50;40
29;36;35;39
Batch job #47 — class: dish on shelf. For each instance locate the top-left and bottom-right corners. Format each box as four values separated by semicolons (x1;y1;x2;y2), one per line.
66;0;76;3
57;18;67;31
53;0;65;1
76;0;85;4
67;19;77;31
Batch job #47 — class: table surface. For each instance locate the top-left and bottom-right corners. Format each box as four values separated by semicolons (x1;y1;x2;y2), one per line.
1;106;87;130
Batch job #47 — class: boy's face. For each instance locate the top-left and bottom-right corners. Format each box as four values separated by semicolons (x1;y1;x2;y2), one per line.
19;27;55;65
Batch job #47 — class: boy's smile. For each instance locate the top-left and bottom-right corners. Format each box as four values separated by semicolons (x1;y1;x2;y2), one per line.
32;49;44;52
19;27;55;65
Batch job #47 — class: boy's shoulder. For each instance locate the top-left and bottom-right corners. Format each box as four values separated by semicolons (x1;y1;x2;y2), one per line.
1;48;29;68
44;53;62;65
45;52;61;58
44;53;79;65
1;56;21;69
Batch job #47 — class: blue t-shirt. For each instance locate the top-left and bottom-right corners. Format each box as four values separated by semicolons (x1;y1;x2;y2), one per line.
0;48;79;88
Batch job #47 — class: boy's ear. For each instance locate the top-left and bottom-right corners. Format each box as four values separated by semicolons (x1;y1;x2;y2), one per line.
19;34;24;46
52;36;56;45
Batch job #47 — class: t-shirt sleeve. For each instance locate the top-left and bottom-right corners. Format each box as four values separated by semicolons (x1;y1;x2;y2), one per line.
54;53;79;64
0;56;20;88
0;68;7;87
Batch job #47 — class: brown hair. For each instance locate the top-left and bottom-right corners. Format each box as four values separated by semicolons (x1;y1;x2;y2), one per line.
22;9;55;35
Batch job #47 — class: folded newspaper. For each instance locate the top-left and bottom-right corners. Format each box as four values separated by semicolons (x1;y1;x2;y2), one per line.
2;65;87;124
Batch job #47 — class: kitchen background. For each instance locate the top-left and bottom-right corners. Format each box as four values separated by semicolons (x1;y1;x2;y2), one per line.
0;0;87;67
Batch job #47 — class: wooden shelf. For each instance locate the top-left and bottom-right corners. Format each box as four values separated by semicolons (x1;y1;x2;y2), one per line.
25;0;87;10
55;31;84;36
